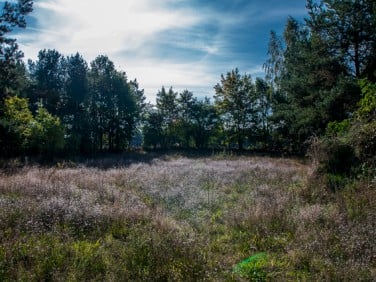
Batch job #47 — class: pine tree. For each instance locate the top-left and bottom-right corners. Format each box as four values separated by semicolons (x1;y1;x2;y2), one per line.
156;86;178;148
306;0;376;79
214;68;257;150
28;49;67;116
0;0;33;101
270;17;357;153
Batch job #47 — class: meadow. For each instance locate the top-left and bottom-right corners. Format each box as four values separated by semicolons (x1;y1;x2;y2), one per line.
0;153;375;281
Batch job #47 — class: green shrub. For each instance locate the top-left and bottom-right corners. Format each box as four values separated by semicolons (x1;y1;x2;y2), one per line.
350;121;376;168
317;138;357;176
325;173;348;192
326;120;351;137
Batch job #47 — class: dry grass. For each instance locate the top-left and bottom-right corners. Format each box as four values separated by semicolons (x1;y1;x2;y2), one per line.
0;153;374;280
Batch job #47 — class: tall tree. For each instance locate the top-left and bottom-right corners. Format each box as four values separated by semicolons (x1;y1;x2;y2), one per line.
255;78;272;149
264;30;284;91
66;53;88;110
28;49;67;116
87;55;116;151
177;90;195;147
87;55;137;152
142;105;164;149
270;16;358;153
156;86;178;148
306;0;376;79
214;68;257;150
190;97;218;149
0;0;33;101
129;79;146;121
129;78;147;146
64;52;89;152
0;0;33;156
111;70;137;151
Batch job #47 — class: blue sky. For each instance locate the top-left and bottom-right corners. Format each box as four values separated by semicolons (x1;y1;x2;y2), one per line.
13;0;308;102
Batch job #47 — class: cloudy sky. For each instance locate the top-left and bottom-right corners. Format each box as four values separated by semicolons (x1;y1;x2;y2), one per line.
13;0;308;101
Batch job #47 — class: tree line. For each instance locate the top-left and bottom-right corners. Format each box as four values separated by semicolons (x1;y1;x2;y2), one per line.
1;0;375;165
1;48;146;156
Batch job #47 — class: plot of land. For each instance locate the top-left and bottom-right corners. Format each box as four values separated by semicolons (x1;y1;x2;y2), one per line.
0;154;374;280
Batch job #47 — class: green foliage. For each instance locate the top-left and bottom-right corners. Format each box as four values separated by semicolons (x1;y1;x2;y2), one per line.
255;78;272;149
214;68;258;150
143;107;164;149
22;52;145;155
30;106;65;154
3;96;34;150
309;79;376;191
350;121;376;167
87;55;139;152
324;173;349;192
326;120;351;137
357;79;376;120
175;92;219;149
189;97;219;148
349;80;376;167
307;0;376;79
143;88;218;150
63;53;89;153
28;49;67;116
269;15;357;154
314;137;357;176
267;0;376;154
2;96;64;156
0;0;33;100
155;86;179;148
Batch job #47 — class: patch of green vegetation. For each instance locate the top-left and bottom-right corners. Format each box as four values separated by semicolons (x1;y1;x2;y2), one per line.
234;252;269;280
233;252;293;281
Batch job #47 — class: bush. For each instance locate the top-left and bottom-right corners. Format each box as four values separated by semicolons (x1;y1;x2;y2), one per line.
309;79;376;184
1;97;65;156
310;137;357;176
324;173;348;192
350;121;376;168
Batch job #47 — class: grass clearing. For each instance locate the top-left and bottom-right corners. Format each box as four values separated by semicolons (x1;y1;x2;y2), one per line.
0;154;374;280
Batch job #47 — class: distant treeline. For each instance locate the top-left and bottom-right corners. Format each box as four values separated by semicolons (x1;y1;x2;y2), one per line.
1;1;375;165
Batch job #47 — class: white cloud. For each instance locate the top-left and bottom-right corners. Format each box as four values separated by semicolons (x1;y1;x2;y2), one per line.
29;0;201;55
16;0;304;101
18;0;209;93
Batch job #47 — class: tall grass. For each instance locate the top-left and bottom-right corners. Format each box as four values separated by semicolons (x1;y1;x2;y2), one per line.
0;154;374;280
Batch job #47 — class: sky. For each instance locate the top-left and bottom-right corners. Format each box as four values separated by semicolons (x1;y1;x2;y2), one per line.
12;0;309;102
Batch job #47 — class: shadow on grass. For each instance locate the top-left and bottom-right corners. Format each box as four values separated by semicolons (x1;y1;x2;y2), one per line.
0;148;299;172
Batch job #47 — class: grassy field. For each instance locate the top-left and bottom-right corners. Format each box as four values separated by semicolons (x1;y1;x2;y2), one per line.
0;153;375;281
